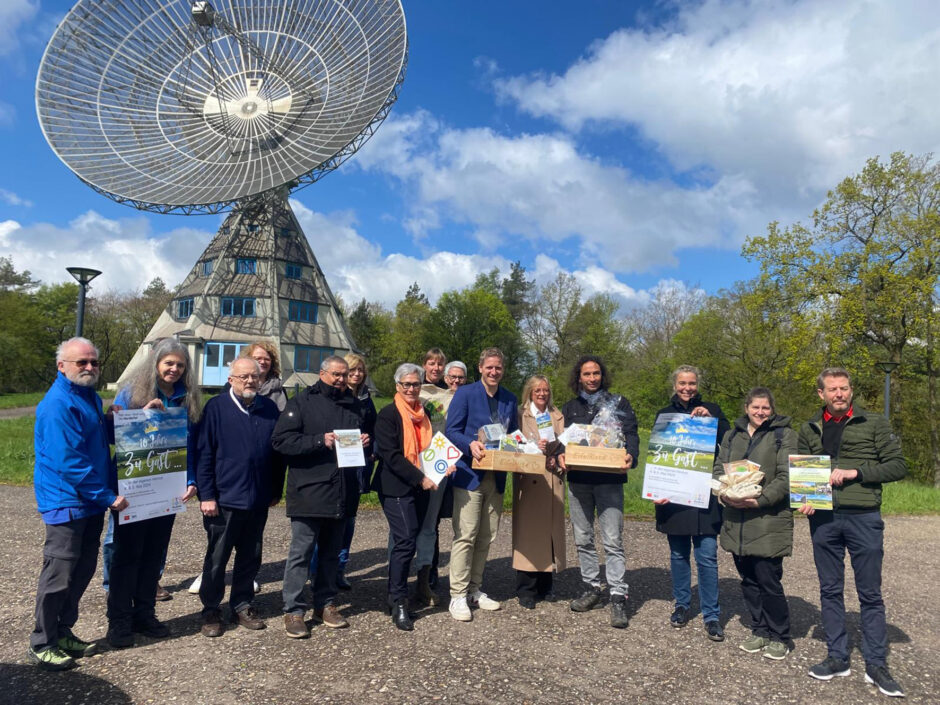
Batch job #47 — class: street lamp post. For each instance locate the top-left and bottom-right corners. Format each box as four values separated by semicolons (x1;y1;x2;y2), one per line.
66;267;101;337
875;361;900;421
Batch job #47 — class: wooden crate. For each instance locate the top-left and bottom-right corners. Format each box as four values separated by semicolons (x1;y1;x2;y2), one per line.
472;450;547;475
565;445;628;474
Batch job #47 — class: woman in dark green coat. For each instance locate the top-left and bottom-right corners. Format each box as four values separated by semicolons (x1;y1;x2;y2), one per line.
713;387;795;661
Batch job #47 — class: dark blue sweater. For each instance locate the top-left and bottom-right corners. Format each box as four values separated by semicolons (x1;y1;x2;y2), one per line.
196;390;285;510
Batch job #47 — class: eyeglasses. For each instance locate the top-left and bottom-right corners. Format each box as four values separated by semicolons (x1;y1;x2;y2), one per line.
64;359;100;368
446;374;466;381
231;373;260;381
397;381;421;390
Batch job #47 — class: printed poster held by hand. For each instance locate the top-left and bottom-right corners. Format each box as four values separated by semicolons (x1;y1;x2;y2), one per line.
642;413;719;509
113;408;189;525
334;429;365;468
420;432;462;487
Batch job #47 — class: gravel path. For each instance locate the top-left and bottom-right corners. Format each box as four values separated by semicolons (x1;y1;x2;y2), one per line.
0;485;936;705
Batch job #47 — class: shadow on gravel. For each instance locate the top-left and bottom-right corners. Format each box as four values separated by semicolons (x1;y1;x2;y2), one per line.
1;662;132;705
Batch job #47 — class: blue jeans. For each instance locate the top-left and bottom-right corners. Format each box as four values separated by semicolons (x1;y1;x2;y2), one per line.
567;482;627;596
283;517;344;614
667;534;720;622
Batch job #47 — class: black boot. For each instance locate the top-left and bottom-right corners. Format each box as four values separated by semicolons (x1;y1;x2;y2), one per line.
391;599;414;631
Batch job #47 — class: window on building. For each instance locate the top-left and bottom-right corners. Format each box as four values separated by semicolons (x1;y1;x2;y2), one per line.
236;258;256;274
176;298;194;319
202;259;213;276
294;346;334;372
221;297;255;317
246;223;259;233
285;262;303;279
288;300;317;323
280;227;292;237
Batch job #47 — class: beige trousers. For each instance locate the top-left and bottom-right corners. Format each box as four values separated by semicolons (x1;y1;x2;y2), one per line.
449;472;502;597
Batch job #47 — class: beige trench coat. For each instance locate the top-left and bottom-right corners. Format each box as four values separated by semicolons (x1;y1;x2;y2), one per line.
511;406;567;572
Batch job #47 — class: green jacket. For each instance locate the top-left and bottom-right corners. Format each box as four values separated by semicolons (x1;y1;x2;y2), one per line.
797;406;907;511
713;414;795;558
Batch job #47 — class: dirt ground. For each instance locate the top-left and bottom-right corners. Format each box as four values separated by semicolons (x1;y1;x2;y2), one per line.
0;485;936;705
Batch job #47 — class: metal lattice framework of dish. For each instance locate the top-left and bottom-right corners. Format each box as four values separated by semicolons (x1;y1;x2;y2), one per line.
36;0;407;214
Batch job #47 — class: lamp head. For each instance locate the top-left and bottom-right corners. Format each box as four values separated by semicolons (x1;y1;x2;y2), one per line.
66;267;102;285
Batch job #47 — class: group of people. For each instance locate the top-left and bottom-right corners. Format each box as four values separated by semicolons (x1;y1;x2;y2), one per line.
28;337;908;698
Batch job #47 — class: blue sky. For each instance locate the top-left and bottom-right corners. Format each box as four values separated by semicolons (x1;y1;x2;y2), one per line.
1;0;939;309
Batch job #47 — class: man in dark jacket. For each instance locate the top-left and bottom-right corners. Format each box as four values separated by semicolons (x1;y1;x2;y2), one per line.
29;338;127;671
196;357;285;637
798;368;907;697
272;355;370;638
562;355;639;629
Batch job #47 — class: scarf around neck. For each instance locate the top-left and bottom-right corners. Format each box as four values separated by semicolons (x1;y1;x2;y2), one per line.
394;391;432;467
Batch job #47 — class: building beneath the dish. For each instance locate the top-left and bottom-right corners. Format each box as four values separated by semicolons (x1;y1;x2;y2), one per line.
118;193;355;388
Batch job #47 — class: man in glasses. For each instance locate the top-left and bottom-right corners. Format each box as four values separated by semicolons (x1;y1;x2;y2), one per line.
273;355;371;637
195;358;285;637
30;337;128;671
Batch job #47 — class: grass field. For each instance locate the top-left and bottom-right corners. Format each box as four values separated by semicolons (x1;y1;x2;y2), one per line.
2;415;937;515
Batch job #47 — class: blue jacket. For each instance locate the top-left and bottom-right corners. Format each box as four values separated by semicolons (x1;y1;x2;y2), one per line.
445;381;519;493
34;372;116;514
115;381;198;486
196;390;286;510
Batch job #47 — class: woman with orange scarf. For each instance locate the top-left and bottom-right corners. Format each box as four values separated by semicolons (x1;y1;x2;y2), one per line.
374;363;454;630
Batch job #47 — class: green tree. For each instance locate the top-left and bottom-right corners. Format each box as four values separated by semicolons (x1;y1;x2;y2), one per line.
743;152;940;483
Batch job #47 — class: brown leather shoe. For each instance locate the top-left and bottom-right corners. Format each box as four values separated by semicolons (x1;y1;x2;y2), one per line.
155;584;171;601
284;613;310;639
313;605;349;629
235;607;265;630
201;612;224;638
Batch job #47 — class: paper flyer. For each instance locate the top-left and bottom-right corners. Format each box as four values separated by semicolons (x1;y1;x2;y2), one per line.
789;454;833;509
642;413;719;509
334;429;366;468
113;408;188;525
420;431;462;487
536;411;555;441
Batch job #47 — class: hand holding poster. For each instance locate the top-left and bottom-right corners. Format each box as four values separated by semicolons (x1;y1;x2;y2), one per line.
334;429;366;468
420;432;462;487
789;455;833;509
642;413;719;509
113;408;189;525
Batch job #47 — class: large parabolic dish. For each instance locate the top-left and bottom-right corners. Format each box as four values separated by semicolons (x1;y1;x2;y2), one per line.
36;0;407;214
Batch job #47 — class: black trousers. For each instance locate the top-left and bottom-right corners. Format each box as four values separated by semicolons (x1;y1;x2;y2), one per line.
809;510;888;665
733;554;790;642
30;513;104;650
381;492;428;603
107;513;174;626
515;570;553;599
200;506;269;617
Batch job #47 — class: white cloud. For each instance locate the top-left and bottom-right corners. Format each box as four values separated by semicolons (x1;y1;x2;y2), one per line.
0;188;30;206
0;0;38;56
495;0;940;197
0;211;212;292
353;112;759;272
289;199;382;271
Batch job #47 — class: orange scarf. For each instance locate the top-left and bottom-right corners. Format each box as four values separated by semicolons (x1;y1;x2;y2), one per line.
394;392;432;467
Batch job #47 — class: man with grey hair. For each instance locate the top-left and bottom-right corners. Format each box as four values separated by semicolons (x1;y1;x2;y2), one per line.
196;357;285;637
29;337;128;670
273;355;372;637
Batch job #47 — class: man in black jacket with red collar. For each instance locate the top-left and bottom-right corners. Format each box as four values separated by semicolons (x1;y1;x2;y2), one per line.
272;355;371;638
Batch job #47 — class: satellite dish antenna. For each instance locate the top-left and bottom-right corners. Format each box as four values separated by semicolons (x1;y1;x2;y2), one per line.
36;0;407;389
36;0;407;214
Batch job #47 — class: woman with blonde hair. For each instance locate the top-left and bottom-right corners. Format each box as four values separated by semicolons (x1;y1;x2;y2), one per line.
513;374;566;609
106;338;201;648
242;341;286;411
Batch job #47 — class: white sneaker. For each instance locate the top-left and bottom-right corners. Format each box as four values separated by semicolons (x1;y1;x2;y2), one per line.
469;591;501;611
188;574;202;594
253;580;260;594
449;596;472;622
